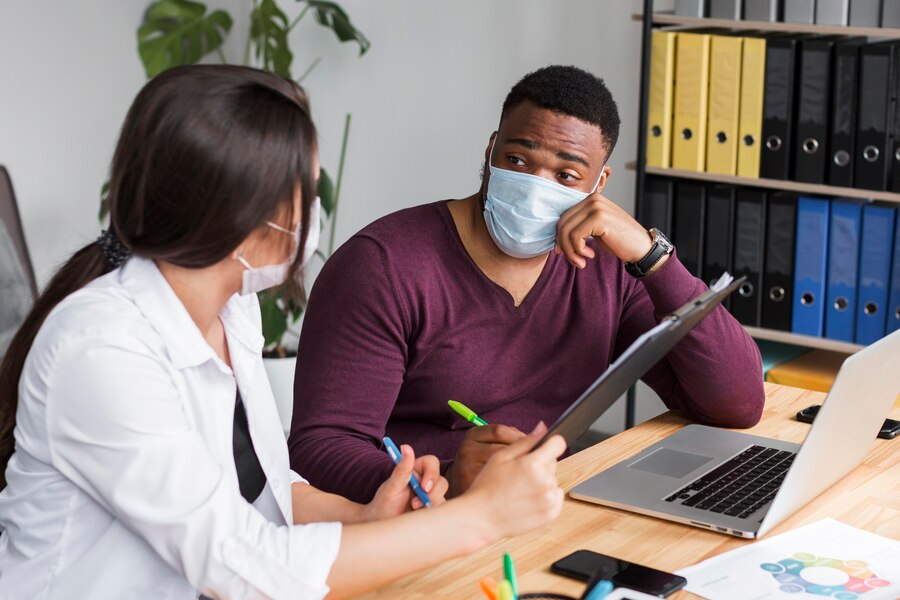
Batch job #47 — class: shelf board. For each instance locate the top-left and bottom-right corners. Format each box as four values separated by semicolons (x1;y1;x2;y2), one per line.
632;12;900;38
744;326;864;354
627;163;900;203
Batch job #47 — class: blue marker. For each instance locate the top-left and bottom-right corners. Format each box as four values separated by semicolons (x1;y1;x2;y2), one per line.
582;580;613;600
382;436;432;508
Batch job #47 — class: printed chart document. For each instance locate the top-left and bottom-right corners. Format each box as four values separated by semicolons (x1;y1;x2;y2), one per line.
678;519;900;600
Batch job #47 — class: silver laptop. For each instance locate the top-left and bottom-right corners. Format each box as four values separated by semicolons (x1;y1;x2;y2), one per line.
571;328;900;539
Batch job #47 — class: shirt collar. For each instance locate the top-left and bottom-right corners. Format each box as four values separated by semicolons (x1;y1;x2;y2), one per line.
118;257;264;370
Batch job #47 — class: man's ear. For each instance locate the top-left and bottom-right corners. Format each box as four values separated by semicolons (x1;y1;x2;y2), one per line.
484;131;498;164
595;165;612;194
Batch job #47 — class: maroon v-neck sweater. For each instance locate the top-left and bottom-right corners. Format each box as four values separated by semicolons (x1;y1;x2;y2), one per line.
289;201;764;503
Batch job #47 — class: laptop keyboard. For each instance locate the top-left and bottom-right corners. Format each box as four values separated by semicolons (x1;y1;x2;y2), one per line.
663;445;795;519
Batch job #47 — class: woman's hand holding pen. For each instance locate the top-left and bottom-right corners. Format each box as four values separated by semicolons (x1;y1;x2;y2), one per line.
362;444;449;521
464;422;566;539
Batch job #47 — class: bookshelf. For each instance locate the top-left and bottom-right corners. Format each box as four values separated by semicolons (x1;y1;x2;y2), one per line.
625;162;900;204
743;326;863;354
632;1;894;356
632;12;900;39
623;1;893;427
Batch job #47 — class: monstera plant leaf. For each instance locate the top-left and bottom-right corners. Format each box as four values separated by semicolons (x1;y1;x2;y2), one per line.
250;0;293;76
137;0;233;77
303;1;370;55
259;289;289;350
317;168;335;217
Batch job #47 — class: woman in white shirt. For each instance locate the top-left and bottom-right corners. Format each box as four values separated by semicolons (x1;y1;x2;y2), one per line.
0;65;566;599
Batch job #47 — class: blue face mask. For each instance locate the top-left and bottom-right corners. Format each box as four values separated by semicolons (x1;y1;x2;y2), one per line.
483;140;605;259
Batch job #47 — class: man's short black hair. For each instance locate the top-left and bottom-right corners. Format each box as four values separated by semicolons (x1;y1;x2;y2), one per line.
501;65;621;158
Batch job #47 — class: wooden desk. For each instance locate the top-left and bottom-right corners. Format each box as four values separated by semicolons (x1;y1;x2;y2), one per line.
362;383;900;599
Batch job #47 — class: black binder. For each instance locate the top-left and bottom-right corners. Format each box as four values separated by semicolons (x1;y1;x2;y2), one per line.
761;36;803;180
673;182;705;279
731;188;767;326
795;37;837;184
828;39;864;187
890;42;900;193
855;42;895;191
703;185;735;310
638;176;673;234
761;193;797;331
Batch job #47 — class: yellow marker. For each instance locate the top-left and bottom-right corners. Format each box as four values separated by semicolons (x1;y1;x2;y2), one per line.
498;579;514;600
448;399;489;426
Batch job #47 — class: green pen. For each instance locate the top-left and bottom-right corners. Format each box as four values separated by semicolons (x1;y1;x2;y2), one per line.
503;553;518;600
448;399;489;426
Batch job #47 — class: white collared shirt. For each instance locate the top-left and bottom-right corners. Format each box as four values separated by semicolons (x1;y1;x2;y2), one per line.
0;256;341;600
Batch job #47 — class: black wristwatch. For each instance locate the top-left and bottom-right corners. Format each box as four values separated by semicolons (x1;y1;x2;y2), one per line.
624;228;675;278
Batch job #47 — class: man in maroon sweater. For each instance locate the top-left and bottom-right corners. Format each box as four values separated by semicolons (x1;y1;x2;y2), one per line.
289;66;765;503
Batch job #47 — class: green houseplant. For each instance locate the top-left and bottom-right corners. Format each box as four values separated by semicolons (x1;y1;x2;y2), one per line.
102;0;368;356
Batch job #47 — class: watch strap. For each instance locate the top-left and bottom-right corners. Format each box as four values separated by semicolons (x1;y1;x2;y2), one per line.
625;229;673;278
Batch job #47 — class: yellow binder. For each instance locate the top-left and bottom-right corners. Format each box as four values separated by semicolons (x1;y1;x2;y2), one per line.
737;36;767;178
765;350;848;393
672;32;712;172
706;35;743;175
647;30;676;168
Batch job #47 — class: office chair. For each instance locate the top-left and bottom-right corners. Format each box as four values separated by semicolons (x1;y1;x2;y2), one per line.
0;165;37;358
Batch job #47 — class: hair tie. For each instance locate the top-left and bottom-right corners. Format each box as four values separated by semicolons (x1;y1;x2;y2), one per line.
97;229;131;268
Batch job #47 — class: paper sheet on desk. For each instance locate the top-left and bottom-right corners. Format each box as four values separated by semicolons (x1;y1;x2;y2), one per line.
677;519;900;600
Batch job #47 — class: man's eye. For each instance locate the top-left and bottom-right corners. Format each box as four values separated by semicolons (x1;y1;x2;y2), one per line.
558;172;578;181
508;156;525;166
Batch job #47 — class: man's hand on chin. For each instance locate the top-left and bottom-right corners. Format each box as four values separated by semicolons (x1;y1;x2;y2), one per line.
555;193;667;272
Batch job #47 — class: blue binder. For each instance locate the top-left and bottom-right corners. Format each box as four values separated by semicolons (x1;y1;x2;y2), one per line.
855;205;897;344
824;201;863;342
792;198;831;337
888;216;900;335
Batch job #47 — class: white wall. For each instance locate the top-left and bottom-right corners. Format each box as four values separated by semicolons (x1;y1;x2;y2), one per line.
287;0;646;250
0;0;250;285
0;0;664;434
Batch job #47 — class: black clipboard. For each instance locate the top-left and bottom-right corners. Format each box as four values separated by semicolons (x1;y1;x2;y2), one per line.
534;273;746;451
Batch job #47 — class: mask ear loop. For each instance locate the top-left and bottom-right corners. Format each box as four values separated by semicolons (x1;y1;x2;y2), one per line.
266;221;298;235
236;254;253;270
488;134;498;168
590;163;608;195
482;135;499;208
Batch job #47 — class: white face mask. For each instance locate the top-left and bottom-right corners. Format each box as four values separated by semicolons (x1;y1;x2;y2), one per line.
483;139;604;259
237;196;321;296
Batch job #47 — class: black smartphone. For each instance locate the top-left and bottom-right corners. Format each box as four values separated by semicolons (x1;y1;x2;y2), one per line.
550;550;686;597
796;404;900;439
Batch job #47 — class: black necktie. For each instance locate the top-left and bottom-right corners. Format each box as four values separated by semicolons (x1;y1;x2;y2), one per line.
232;391;267;503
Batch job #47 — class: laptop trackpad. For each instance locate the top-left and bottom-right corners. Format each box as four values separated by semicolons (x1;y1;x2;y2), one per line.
628;448;714;478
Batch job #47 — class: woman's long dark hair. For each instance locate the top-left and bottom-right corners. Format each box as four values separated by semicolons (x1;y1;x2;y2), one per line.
0;65;318;488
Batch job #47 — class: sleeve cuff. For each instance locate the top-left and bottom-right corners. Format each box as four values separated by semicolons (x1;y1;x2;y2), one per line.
289;469;309;486
637;251;706;315
222;521;343;600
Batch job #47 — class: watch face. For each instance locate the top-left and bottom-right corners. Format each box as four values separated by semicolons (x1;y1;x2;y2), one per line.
656;230;674;252
628;229;675;278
